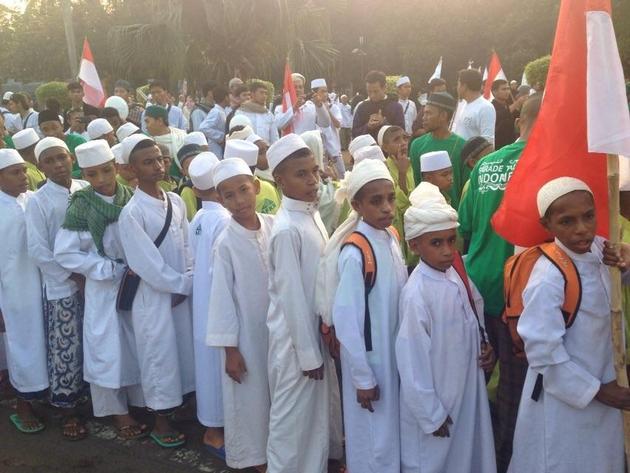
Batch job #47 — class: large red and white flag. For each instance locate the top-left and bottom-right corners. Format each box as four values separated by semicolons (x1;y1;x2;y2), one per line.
482;52;507;99
281;60;298;135
78;38;105;108
492;0;630;247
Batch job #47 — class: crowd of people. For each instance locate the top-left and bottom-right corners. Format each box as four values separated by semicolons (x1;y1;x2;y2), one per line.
0;66;629;473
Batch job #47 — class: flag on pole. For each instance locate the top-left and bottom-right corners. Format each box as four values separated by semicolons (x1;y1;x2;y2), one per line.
482;52;507;99
491;0;630;247
281;60;298;135
428;57;443;83
78;38;105;108
520;70;529;86
482;67;488;81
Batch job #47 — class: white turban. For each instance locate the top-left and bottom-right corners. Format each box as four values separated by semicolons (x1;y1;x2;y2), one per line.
228;125;254;141
229;114;252;131
404;182;459;241
184;131;208;147
353;145;386;165
377;125;392;146
87;118;114;140
34;137;69;162
0;149;25;170
348;134;377;157
536;177;592;217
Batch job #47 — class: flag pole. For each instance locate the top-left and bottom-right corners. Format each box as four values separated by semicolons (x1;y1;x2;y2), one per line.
607;153;630;464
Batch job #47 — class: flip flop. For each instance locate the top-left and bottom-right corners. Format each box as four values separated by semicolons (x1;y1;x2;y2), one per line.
117;423;149;440
61;416;88;441
203;442;226;460
149;431;186;449
9;413;45;434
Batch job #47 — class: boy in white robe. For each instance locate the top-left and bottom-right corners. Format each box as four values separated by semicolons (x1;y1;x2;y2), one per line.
54;140;147;440
0;149;48;433
187;151;229;458
206;157;274;471
25;137;89;440
117;134;195;448
508;178;627;473
396;182;496;473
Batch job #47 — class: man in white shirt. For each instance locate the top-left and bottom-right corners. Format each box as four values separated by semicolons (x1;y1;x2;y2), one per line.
339;94;353;150
397;76;417;135
199;87;229;158
190;81;216;132
274;73;331;136
452;69;496;145
141;80;188;132
235;82;278;145
8;93;40;136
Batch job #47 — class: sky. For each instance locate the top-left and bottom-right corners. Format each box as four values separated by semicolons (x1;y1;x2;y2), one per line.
0;0;25;10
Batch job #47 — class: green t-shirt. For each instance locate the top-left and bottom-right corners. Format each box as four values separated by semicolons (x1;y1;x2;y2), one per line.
385;156;416;266
458;140;526;317
65;134;87;178
25;161;46;191
409;132;467;210
180;186;199;221
3;135;14;148
256;178;281;215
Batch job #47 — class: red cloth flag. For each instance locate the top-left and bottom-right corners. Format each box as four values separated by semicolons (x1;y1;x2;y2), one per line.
281;60;298;135
78;38;105;108
482;52;507;99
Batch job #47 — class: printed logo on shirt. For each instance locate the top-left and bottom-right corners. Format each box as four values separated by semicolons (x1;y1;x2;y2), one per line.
195;224;202;235
477;158;518;193
260;199;277;214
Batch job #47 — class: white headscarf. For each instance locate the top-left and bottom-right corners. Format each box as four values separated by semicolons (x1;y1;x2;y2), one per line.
300;130;325;170
403;182;459;241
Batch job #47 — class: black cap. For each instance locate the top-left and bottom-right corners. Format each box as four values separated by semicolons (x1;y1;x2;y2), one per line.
461;136;493;164
176;144;202;165
38;109;62;125
426;92;457;112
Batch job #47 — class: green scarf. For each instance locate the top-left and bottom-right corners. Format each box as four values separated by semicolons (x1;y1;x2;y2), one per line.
62;184;134;256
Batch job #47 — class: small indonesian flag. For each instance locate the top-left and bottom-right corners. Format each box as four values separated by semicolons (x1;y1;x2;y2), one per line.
281;60;298;135
428;57;443;83
483;52;507;99
78;38;105;108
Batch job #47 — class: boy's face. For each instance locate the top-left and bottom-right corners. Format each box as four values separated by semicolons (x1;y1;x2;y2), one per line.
251;87;268;106
129;145;165;184
274;153;320;202
150;86;168;105
69;87;83;103
69;112;85;132
422;104;444;132
161;155;172;178
0;163;28;197
38;147;73;185
180;155;198;178
423;168;453;193
40;120;64;139
351;179;395;230
81;160;117;196
366;81;386;102
114;87;130;101
409;228;457;272
105;115;123;131
116;163;137;183
144;116;165;136
540;190;596;254
382;129;405;157
218;175;260;222
398;83;412;100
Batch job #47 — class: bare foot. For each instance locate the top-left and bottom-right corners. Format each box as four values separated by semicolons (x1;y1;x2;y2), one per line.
203;426;224;448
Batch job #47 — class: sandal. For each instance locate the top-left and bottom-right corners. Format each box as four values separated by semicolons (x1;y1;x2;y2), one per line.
117;423;149;440
149;431;186;448
9;413;45;434
61;416;88;441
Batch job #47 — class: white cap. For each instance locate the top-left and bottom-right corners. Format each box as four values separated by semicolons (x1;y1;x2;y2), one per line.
87;118;114;140
116;122;140;142
396;76;411;87
188;152;220;191
227;125;254;141
404;182;459;241
0;149;25;170
291;73;306;84
353;146;386;164
335;159;393;203
12;128;39;150
536;177;593;217
75;139;115;169
311;78;327;90
121;134;154;164
229;114;252;131
421;151;451;172
213;157;253;189
34;137;69;162
267;133;310;172
111;144;124;164
104;96;129;121
224;139;259;167
183;131;208;147
2;91;13;101
348;134;377;156
246;133;263;144
377;125;392;146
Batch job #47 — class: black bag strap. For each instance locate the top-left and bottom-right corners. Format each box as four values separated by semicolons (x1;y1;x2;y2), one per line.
22;112;33;128
154;194;172;248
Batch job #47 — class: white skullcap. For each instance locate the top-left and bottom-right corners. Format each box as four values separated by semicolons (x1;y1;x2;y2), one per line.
377;125;393;146
87;118;114;140
111;144;124;165
224;139;259;167
188;152;220;191
335;159;393;204
353;145;386;164
184;131;208;147
404;182;459;241
104;96;129;121
396;76;411;87
34;137;69;162
246;133;263;144
12;128;39;150
2;91;13;101
536;177;593;217
116;122;140;142
311;78;327;90
291;73;306;84
75;139;115;169
121;134;154;164
348;134;377;157
421;150;451;172
228;125;254;141
267;133;309;172
213;157;253;189
0;148;25;170
229;114;252;131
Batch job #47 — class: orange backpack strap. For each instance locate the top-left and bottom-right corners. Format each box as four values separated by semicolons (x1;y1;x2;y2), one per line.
387;225;400;242
452;251;487;344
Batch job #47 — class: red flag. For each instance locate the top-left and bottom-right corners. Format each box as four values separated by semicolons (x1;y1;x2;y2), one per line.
492;0;614;247
78;38;105;108
482;52;507;99
281;60;298;135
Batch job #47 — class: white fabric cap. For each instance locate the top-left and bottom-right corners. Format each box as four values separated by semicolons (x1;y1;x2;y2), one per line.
0;148;25;170
335;158;393;204
353;145;386;164
12;128;39;150
229;114;252;131
213;157;253;189
87;118;114;140
104;96;129;121
291;73;306;84
246;133;263;144
348;134;377;156
404;182;459;241
311;78;327;90
34;137;69;162
111;144;124;165
396;76;411;87
116;122;140;142
228;125;254;141
188;152;220;190
2;91;13;101
183;131;208;147
224;139;259;167
75;139;115;169
121;134;154;164
536;177;593;217
421;150;452;172
377;125;392;146
267;133;309;172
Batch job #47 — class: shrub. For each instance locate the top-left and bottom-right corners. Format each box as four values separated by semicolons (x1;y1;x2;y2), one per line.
524;55;551;90
35;81;71;110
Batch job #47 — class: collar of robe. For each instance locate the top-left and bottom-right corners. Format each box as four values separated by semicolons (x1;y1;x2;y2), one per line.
356;219;392;243
554;237;600;264
229;215;264;240
282;195;319;214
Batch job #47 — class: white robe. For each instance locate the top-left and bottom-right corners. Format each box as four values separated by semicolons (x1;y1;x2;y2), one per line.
399;98;418;135
235;109;279;145
508;238;624;473
274;101;331;135
118;189;195;410
396;261;496;473
0;191;48;394
189;201;231;427
207;214;274;469
333;220;407;473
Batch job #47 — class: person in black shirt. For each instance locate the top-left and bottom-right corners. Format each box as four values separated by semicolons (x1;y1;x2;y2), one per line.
352;70;405;139
63;81;100;131
491;79;517;150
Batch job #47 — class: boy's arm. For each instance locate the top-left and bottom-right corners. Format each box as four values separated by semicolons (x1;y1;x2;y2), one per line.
199;109;225;144
206;245;239;347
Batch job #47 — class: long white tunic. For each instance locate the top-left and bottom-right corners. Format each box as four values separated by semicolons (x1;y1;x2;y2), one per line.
207;214;274;469
396;261;496;473
333;221;407;473
198;104;226;158
118;189;195;410
189;201;230;427
508;238;624;473
274;101;331;135
399;98;418;135
0;191;48;393
235;109;279;145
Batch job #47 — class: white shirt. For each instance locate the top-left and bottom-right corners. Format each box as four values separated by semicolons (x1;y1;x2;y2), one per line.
452;95;496;144
236;107;279;145
274;100;331;135
399;98;418;135
151;127;187;168
141;104;188;132
339;103;353;129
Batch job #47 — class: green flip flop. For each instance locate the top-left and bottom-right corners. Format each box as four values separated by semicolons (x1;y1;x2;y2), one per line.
9;413;45;434
149;431;186;448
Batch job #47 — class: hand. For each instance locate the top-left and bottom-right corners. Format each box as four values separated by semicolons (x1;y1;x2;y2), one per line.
320;323;340;359
392;151;410;174
356;385;380;412
432;416;453;437
171;294;187;307
293;96;305;112
478;342;496;373
303;364;324;380
225;347;247;384
603;241;630;270
595;381;630;410
367;110;384;130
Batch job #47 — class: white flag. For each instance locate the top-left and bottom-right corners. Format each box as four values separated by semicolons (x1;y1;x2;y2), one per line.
428;57;443;83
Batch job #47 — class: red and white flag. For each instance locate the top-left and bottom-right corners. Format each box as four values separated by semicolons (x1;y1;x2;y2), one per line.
78;38;105;108
281;60;298;135
482;52;507;99
492;0;630;247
